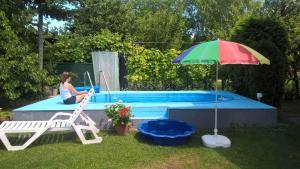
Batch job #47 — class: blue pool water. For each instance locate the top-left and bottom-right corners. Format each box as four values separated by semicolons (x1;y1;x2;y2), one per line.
93;92;233;103
14;90;275;120
75;86;101;93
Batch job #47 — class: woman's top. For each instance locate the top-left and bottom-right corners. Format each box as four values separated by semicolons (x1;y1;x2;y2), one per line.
59;83;72;100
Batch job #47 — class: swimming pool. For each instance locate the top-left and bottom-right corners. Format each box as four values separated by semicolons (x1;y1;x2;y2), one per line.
13;90;277;129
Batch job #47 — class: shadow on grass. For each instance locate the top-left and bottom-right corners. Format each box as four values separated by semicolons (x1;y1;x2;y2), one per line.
100;129;124;136
0;131;79;150
102;127;198;147
214;122;300;169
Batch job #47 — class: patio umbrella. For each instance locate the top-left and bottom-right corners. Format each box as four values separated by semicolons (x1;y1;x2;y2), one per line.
172;39;270;148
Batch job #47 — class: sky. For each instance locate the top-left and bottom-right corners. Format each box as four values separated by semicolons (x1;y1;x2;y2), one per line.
32;16;68;30
45;18;67;29
33;2;76;30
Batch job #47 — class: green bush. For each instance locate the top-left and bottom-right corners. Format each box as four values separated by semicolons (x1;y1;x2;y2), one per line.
126;46;213;90
0;111;11;117
229;16;288;107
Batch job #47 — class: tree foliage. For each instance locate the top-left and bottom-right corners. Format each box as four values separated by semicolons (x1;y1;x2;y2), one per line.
71;0;134;36
262;0;300;99
0;11;51;100
71;0;189;50
186;0;261;40
229;16;288;107
129;0;189;50
0;0;36;49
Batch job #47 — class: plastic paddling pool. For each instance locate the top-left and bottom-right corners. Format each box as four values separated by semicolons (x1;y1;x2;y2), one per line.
138;120;195;146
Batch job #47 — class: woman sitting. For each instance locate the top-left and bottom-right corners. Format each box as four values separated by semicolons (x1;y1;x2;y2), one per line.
59;72;88;104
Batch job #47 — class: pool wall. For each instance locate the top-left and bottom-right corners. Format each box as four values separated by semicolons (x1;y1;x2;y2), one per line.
169;109;277;128
13;108;277;129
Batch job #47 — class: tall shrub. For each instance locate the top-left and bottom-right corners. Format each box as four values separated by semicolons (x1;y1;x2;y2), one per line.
44;29;131;73
229;16;288;107
126;46;213;90
0;11;51;100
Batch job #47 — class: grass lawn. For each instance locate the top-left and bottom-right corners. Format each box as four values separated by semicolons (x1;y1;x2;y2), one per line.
280;100;300;116
0;123;299;169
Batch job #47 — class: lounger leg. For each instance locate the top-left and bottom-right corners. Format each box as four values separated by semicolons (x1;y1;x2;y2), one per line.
0;132;16;151
72;124;102;145
0;128;48;151
79;113;99;133
21;129;48;149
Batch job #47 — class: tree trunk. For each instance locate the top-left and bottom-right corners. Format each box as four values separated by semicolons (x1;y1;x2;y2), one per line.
293;65;299;99
38;2;44;70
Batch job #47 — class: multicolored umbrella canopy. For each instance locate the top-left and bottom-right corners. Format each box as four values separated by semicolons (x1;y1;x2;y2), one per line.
172;39;270;146
172;39;270;65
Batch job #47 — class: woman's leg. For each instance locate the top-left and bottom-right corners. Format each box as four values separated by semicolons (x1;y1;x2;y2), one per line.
76;94;87;103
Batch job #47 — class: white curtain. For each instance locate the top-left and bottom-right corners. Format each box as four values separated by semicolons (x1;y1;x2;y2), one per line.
92;51;120;91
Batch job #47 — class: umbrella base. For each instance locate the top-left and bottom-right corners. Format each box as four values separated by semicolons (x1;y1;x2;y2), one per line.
201;134;231;148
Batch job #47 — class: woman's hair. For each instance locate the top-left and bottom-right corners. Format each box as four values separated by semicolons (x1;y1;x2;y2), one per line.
61;72;71;83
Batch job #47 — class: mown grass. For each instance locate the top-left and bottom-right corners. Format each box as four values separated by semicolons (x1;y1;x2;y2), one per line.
0;123;299;169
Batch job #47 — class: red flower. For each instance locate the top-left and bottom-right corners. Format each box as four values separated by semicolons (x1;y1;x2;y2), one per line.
118;107;129;118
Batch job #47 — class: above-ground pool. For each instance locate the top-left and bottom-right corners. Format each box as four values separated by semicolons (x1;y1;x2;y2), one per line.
138;120;195;146
13;90;277;129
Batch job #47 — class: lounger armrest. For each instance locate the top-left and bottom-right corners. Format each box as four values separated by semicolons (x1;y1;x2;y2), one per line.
80;113;96;125
49;112;72;121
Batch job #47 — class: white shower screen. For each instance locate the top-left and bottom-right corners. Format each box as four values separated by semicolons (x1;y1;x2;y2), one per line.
92;51;120;91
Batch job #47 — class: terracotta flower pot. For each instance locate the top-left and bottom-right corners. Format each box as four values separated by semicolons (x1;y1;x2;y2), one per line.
115;125;129;135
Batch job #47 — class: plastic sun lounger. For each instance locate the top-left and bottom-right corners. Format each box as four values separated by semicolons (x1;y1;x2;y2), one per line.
0;88;102;151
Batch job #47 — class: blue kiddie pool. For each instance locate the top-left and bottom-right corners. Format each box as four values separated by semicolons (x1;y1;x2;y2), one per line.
75;86;100;93
138;120;195;146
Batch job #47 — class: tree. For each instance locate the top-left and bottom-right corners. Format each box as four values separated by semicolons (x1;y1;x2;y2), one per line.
186;0;261;40
128;0;189;50
71;0;189;50
262;0;300;99
0;0;36;50
0;11;51;100
229;16;288;107
71;0;135;36
27;0;78;70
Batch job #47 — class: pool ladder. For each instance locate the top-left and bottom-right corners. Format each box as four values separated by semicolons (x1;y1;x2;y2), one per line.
83;71;97;102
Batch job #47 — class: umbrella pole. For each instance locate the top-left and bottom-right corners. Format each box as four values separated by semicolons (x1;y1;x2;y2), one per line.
214;63;218;136
201;62;230;148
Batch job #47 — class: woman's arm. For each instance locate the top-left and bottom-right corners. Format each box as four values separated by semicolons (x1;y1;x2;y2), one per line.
67;83;88;95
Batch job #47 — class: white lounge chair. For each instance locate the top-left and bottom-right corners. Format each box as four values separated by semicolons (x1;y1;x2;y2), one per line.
0;88;102;151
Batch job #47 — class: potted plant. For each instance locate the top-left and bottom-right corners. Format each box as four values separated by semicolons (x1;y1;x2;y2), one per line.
0;111;11;124
105;101;133;135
